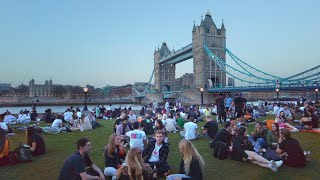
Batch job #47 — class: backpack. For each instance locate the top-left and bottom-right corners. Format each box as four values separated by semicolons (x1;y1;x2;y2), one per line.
14;143;33;163
213;141;229;160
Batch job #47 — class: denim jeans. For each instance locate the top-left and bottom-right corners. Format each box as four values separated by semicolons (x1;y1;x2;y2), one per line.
248;136;268;152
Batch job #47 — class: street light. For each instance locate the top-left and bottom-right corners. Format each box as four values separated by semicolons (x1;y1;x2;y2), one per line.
276;88;279;102
315;88;319;103
275;82;280;103
83;87;89;110
200;88;204;106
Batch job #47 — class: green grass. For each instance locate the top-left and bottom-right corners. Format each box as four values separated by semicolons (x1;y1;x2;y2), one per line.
1;115;320;180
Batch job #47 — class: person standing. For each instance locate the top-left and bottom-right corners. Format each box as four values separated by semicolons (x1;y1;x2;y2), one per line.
224;94;233;118
216;93;226;124
59;137;105;180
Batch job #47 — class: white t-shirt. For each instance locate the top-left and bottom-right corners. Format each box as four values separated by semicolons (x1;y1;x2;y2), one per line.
4;115;17;124
51;119;62;128
148;143;163;163
184;122;198;140
165;118;176;132
126;129;146;150
63;111;73;122
128;114;137;123
0;122;8;131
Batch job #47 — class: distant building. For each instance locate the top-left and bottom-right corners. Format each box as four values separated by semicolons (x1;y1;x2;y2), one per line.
0;83;11;92
29;79;53;97
109;84;133;96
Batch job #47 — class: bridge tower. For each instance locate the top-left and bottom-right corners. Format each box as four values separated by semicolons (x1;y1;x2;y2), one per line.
154;42;176;93
192;11;226;89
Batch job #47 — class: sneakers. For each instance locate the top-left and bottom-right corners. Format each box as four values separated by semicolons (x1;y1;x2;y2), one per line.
275;160;283;168
269;160;278;172
290;128;299;133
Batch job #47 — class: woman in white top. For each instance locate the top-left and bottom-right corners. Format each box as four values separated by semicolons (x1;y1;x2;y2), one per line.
80;114;92;131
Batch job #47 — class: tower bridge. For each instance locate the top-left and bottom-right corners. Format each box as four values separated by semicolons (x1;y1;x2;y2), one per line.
133;11;320;104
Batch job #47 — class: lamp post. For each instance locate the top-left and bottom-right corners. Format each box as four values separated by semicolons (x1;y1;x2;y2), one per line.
83;87;88;110
275;82;280;103
200;88;204;106
316;88;319;103
276;88;279;102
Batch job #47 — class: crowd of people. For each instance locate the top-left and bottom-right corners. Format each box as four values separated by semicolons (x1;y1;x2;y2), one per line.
0;95;319;179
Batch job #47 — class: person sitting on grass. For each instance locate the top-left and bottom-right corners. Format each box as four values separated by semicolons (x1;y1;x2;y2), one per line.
248;122;268;153
125;121;147;150
202;115;218;139
59;137;105;180
211;121;233;150
180;117;198;140
176;113;185;130
276;128;306;168
0;113;8;134
79;114;92;131
116;147;154;180
167;139;205;180
0;128;10;166
231;127;283;172
26;126;45;156
51;114;64;131
154;119;168;143
103;133;126;179
267;123;280;150
165;112;178;132
275;111;299;132
140;113;154;135
142;130;170;177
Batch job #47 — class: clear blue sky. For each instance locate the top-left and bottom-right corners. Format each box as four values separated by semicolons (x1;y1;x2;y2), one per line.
1;0;319;88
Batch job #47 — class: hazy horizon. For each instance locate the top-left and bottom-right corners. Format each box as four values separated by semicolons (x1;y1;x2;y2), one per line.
1;0;319;88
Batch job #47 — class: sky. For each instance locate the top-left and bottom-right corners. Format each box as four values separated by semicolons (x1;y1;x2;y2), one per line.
1;0;319;88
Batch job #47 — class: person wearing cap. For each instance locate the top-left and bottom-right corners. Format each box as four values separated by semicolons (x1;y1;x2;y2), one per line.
202;115;218;139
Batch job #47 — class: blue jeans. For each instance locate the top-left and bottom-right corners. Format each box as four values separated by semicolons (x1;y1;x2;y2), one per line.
248;137;268;152
167;174;190;180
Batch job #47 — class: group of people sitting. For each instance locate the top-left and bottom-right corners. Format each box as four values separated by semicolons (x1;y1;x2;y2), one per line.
211;117;308;172
0;112;46;166
59;131;205;180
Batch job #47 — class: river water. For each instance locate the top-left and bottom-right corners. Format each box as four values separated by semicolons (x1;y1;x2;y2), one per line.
0;104;144;114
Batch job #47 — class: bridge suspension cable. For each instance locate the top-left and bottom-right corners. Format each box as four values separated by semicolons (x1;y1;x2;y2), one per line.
204;44;274;85
226;48;282;81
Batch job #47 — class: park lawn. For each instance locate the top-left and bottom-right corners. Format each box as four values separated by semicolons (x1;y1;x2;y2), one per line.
0;114;319;180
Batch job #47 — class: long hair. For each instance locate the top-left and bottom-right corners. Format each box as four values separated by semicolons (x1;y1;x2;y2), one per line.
117;147;144;180
104;133;120;158
252;122;264;136
272;123;280;137
0;128;6;153
178;139;205;175
27;126;36;146
155;119;165;131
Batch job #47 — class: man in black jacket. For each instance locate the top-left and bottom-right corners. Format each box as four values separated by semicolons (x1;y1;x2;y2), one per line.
142;130;170;176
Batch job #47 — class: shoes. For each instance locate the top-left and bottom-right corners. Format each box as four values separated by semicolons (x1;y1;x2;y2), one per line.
275;160;283;168
304;151;311;156
269;160;278;172
290;128;299;133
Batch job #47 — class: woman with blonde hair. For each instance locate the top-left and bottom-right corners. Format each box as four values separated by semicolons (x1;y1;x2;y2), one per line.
104;133;126;178
167;139;205;180
116;147;153;180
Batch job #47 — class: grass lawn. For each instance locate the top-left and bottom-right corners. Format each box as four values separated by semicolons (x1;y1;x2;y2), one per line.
1;114;319;180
